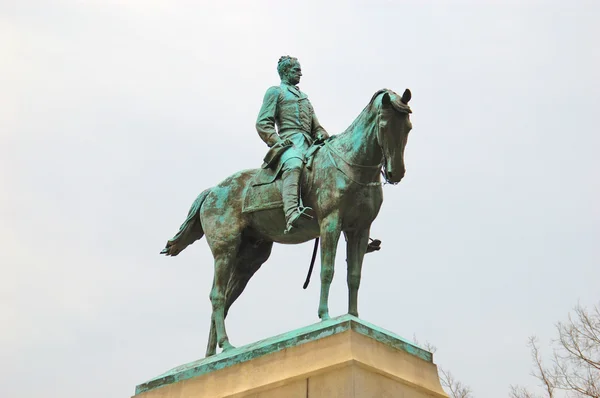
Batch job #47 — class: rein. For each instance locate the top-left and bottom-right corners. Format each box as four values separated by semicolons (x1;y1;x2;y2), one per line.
324;140;383;187
324;140;382;170
377;111;399;186
323;108;398;186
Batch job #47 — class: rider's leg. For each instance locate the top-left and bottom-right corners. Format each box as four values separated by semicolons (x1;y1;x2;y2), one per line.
281;157;311;233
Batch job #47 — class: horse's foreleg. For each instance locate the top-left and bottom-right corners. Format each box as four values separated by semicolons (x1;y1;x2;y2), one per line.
318;214;342;321
345;229;369;317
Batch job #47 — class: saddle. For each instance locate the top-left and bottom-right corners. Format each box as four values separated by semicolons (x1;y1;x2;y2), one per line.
242;143;324;214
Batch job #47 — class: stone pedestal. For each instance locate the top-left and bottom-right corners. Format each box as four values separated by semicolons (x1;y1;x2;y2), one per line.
134;315;448;398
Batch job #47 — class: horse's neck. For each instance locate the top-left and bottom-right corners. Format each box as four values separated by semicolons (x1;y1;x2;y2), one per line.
332;108;382;166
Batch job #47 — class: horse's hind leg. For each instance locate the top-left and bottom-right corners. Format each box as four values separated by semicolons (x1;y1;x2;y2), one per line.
205;239;273;357
225;240;273;317
209;238;241;351
205;273;217;357
206;317;217;357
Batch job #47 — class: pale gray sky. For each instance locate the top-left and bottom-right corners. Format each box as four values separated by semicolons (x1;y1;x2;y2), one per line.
1;1;599;397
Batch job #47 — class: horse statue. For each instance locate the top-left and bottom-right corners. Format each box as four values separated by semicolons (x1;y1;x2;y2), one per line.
161;88;413;357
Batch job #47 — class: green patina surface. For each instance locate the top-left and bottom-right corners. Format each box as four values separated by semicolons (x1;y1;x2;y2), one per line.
135;315;431;395
161;55;413;358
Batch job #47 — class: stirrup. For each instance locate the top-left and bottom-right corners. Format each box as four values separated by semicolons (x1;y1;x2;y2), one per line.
366;238;381;253
284;206;313;234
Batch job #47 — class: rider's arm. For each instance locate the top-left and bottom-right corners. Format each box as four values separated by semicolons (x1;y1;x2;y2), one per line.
311;112;329;140
256;87;281;147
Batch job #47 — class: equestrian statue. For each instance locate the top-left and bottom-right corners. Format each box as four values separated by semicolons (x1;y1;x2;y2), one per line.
161;56;413;357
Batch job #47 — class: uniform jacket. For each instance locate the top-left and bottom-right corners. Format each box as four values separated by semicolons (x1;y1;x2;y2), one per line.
256;83;328;148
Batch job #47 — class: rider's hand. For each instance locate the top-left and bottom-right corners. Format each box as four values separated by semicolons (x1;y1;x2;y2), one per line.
277;138;293;147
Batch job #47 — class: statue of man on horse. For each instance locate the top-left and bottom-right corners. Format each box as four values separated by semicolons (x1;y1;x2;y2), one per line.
256;55;329;233
161;55;413;357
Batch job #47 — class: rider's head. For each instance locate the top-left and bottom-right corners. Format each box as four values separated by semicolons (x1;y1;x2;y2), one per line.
277;56;302;86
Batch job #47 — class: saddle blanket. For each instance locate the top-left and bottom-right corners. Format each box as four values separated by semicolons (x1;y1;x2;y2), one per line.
242;176;283;214
242;142;323;214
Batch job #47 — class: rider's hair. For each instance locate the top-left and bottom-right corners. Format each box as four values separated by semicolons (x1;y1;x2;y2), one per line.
277;56;298;79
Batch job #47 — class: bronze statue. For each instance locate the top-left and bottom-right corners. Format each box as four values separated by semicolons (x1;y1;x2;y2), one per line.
161;56;413;357
256;56;329;233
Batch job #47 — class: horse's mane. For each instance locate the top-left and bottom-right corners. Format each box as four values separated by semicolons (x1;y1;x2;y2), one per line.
340;89;410;135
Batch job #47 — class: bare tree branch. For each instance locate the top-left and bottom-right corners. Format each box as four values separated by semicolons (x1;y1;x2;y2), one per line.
412;335;471;398
509;385;542;398
512;302;600;398
439;368;473;398
529;336;555;397
412;334;437;354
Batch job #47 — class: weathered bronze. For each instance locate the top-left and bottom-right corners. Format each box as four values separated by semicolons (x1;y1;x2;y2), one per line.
161;56;413;357
256;56;329;233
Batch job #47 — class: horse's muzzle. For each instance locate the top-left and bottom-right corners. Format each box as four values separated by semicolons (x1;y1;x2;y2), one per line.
385;169;405;184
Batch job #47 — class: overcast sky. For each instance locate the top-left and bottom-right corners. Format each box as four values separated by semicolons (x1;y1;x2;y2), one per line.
1;1;599;397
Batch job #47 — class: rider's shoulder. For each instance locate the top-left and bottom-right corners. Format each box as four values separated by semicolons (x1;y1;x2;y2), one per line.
262;85;282;102
264;85;282;95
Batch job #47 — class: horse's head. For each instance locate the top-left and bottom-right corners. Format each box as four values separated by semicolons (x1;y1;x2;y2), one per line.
377;89;412;184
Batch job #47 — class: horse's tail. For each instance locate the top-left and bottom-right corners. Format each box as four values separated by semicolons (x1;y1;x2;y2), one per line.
160;189;211;257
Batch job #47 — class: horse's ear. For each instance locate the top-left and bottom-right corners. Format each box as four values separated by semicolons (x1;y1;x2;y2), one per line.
381;92;392;108
401;89;412;104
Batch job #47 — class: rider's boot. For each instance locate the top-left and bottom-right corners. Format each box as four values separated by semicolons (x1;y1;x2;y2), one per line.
366;238;381;253
281;168;312;233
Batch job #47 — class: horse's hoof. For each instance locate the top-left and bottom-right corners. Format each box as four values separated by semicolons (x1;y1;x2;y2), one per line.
319;313;330;321
221;341;236;352
349;311;359;318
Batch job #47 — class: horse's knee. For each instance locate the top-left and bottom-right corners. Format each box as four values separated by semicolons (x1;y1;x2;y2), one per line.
321;267;334;284
348;274;361;289
210;290;225;309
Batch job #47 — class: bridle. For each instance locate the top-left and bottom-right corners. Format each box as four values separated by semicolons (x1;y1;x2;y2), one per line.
324;91;411;186
377;108;396;185
303;90;411;290
377;99;411;185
